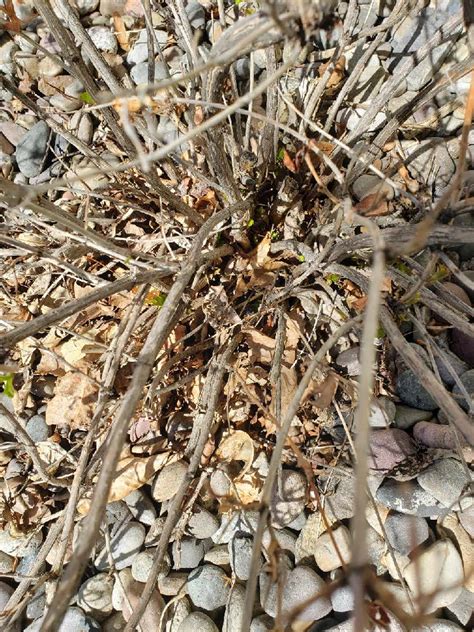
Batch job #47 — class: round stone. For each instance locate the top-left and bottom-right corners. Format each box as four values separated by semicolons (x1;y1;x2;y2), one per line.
314;525;351;572
450;328;474;366
250;615;274;632
77;573;114;620
152;460;187;501
396;369;438;411
127;29;168;65
394;405;432;430
223;584;245;632
352;174;394;201
376;479;444;517
384;512;429;555
124;489;156;526
367;428;417;474
131;549;168;583
417;458;470;508
172;538;205;570
86;26;118;54
187;564;230;610
25;415;50;442
15;120;50;178
270;469;307;527
228;532;257;580
187;506;219;539
452;369;474;412
178;612;218;632
95;521;145;571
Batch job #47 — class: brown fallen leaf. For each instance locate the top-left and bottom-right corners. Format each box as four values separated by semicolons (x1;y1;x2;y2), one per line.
113;14;130;51
45;372;99;431
77;451;178;515
215;430;255;476
355;193;390;217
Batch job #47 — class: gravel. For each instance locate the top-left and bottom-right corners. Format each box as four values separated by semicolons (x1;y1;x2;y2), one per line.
124;489;157;526
376;478;445;517
223;584;245;632
152;460;188;502
187;506;219;539
77;573;114;621
417;458;471;508
25;414;50;442
314;525;351;572
178;612;218;632
172;538;205;570
270;469;307;527
228;532;257;580
452;369;474;412
127;29;168;64
394;405;432;430
187;564;230;610
25;607;99;632
86;26;118;54
367;428;417;473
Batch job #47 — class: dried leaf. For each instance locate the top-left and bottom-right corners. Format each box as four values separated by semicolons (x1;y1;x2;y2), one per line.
113;14;130;51
35;441;70;476
0;0;23;32
46;372;99;430
355;193;390;217
283;150;297;173
77;452;177;515
215;430;255;476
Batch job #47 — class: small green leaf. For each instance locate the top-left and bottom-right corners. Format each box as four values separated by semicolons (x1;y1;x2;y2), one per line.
247;218;255;228
0;373;15;398
298;254;305;262
149;293;167;307
376;325;386;339
80;91;95;105
270;230;279;241
325;273;340;285
276;147;285;164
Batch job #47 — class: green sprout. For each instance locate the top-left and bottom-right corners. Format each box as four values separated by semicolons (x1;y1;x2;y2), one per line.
0;373;15;398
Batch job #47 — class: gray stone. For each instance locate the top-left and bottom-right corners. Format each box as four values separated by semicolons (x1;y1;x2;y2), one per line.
172;537;205;570
367;397;396;428
111;567;164;627
124;489;156;526
270;469;306;527
0;528;42;557
25;414;50;442
95;521;145;570
228;532;257;580
376;479;444;517
336;346;360;376
187;564;230;610
178;612;218;632
185;1;205;29
77;573;114;620
234;57;250;80
352;174;394;201
348;65;387;104
260;565;331;622
50;93;81;112
0;38;17;75
450;328;474;367
70;111;94;145
74;0;100;15
452;369;474;412
384;512;429;555
262;527;296;555
26;585;46;621
314;525;351;572
401;138;456;200
212;510;259;545
86;26;118;54
417;458;471;508
396;369;438;411
250;614;274;632
25;607;98;632
417;621;464;632
131;549;170;582
223;584;245;632
15;121;50;178
187;506;219;539
158;571;188;596
203;544;230;567
127;29;168;65
145;516;166;547
445;588;474;626
0;551;14;573
394;405;432;430
165;595;191;632
336;106;386;134
331;584;354;612
105;501;133;529
102;612;127;632
130;61;168;85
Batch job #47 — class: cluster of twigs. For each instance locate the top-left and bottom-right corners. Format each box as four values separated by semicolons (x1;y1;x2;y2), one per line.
0;1;473;630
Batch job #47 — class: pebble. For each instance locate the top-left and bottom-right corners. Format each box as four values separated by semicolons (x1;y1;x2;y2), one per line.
0;580;13;610
95;521;145;570
127;29;168;65
376;478;444;517
152;460;187;502
102;612;126;632
25;607;98;632
396;368;438;411
0;528;43;557
270;469;307;527
404;539;463;612
86;26;118;54
228;532;257;580
352;174;394;201
74;0;100;15
130;61;168;85
336;106;386;134
112;568;165;627
185;1;206;30
165;595;191;632
15;120;50;178
250;615;274;632
260;565;331;622
314;525;351;572
367;428;417;474
131;549;170;582
50;93;81;112
223;584;245;632
77;573;114;621
212;510;259;545
70;111;94;145
172;537;205;570
0;39;17;75
367;397;396;428
401;138;456;199
417;458;471;509
25;414;50;442
383;512;428;555
434;346;468;387
335;346;361;376
458;504;474;538
124;489;156;526
418;621;464;632
187;506;219;539
178;612;218;632
203;544;230;567
450;328;474;366
262;527;296;556
452;369;474;412
394;405;432;430
413;420;459;450
331;583;354;612
0;121;26;147
26;586;46;621
187;564;230;610
0;551;14;573
105;501;133;530
158;571;188;596
445;588;474;626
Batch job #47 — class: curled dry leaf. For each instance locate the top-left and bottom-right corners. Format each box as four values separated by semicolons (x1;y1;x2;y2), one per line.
77;451;178;515
46;372;99;431
215;430;255;477
35;441;71;476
